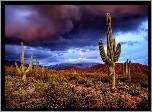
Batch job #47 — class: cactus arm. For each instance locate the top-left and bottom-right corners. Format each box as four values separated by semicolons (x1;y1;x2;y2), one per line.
36;58;39;68
25;54;33;73
128;60;131;75
15;62;22;74
114;43;121;62
123;59;131;81
113;38;116;53
21;63;25;73
99;39;107;63
21;42;24;64
29;54;33;68
42;66;45;73
106;13;114;61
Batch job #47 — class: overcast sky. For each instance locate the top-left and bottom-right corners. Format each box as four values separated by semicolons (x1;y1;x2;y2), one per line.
5;5;148;66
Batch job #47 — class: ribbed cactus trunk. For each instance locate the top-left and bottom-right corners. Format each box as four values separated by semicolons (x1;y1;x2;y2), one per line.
35;58;39;73
36;58;39;68
123;59;131;82
15;42;33;82
109;63;116;91
21;42;26;82
99;13;121;92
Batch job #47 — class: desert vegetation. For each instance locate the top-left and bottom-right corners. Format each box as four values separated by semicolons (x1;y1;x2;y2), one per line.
5;13;148;108
5;65;148;108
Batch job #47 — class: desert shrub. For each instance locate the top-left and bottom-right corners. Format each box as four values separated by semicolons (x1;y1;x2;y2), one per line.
37;81;61;108
102;91;127;108
5;75;23;108
40;81;82;108
117;75;128;83
86;73;95;78
79;95;98;108
5;76;14;107
62;87;81;108
137;97;148;108
77;77;92;87
127;84;140;96
5;66;17;76
116;80;124;86
131;73;148;87
32;79;50;93
77;76;86;84
68;72;77;81
141;82;148;88
96;74;110;83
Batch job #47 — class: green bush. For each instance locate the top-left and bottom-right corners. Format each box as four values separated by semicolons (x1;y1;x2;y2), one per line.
40;81;82;108
97;74;110;83
5;66;17;76
102;92;127;108
131;73;148;87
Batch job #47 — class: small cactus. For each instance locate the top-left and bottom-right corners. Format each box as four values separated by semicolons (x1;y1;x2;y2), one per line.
123;59;131;82
15;42;33;82
42;66;45;74
36;58;39;68
34;58;40;79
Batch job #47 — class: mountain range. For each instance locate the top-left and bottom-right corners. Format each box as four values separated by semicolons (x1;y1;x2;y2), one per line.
5;60;148;75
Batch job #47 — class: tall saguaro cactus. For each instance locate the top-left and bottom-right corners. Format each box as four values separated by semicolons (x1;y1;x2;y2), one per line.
15;42;33;82
99;13;121;92
123;59;131;82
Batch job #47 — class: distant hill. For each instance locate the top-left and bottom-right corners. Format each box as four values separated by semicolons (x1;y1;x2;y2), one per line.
5;60;99;69
48;62;100;70
5;60;148;75
89;63;148;75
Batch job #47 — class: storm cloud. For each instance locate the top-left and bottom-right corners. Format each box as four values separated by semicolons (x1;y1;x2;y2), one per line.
4;4;149;65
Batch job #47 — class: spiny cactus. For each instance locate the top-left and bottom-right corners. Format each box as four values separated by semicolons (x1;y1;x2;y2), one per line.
36;58;39;68
34;58;40;79
42;66;45;74
15;42;33;82
99;13;121;92
123;59;131;82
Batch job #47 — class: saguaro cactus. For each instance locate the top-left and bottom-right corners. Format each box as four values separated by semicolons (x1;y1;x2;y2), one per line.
42;66;45;76
99;13;121;92
36;58;39;68
15;42;33;82
123;59;131;81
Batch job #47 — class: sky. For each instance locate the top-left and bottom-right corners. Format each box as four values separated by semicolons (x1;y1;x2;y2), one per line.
5;5;148;66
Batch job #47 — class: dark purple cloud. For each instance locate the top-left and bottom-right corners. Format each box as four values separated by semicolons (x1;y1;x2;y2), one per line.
4;4;149;65
5;5;148;47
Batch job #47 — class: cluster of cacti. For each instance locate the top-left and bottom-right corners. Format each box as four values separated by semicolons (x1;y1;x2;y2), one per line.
15;42;33;82
123;59;131;82
99;13;121;92
14;42;49;81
